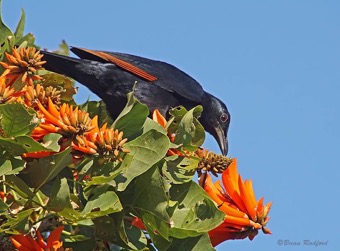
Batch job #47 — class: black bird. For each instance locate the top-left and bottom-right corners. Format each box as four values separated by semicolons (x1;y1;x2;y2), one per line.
41;47;230;155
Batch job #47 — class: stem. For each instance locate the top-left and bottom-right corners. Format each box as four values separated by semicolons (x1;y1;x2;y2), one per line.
35;191;44;206
1;175;6;203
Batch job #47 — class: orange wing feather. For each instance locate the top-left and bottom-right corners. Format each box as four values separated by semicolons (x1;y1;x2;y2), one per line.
78;48;157;82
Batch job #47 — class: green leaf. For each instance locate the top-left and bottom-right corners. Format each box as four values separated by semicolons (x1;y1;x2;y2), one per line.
162;155;199;184
0;152;25;175
25;147;72;190
80;100;112;126
169;106;205;151
14;33;35;48
0;159;11;176
112;91;149;140
6;175;36;200
64;239;97;251
95;211;138;250
53;40;70;56
116;129;169;191
84;173;117;187
142;117;167;134
169;181;224;238
0;135;58;156
0;0;14;55
0;104;38;137
1;208;33;234
58;207;82;222
41;133;62;152
0;198;8;211
93;214;147;250
122;221;148;250
121;166;171;241
41;73;76;102
46;178;72;212
81;190;123;219
168;233;214;251
14;9;25;39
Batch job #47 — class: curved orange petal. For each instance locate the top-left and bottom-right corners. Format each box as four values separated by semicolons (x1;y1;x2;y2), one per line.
224;214;252;227
10;237;33;251
256;196;264;216
37;102;62;127
204;174;225;205
238;177;257;221
47;97;60;118
222;159;240;195
10;235;35;251
246;179;257;207
219;203;249;219
22;151;53;158
38;123;60;133
131;217;147;230
46;226;64;248
87;115;99;141
36;230;47;249
25;235;43;251
153;109;167;128
204;176;248;219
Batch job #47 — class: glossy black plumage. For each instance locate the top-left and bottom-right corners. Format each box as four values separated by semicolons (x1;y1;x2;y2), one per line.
41;47;231;155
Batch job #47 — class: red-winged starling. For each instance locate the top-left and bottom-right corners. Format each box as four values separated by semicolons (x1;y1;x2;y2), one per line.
41;47;230;155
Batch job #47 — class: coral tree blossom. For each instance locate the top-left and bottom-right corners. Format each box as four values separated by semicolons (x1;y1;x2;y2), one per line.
204;159;272;246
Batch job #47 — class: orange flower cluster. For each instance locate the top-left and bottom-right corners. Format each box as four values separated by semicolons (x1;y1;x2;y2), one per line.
195;148;233;176
9;226;70;251
29;97;129;159
32;98;96;139
0;47;49;106
23;83;62;109
204;159;271;246
0;47;45;86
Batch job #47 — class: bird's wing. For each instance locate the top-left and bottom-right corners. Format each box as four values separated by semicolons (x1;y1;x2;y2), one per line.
70;47;205;102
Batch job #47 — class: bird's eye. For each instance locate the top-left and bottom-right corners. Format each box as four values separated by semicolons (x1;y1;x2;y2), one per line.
220;113;229;123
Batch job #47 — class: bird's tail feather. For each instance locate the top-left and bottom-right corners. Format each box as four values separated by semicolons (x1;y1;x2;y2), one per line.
41;51;84;80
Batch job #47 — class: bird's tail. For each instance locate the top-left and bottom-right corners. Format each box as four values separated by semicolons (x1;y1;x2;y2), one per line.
41;51;84;81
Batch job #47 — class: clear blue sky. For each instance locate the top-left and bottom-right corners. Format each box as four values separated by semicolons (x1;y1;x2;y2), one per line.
3;1;340;250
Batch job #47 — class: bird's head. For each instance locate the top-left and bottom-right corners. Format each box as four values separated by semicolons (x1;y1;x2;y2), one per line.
200;93;230;156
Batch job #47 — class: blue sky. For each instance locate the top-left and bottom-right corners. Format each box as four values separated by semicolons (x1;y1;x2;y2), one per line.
3;1;340;250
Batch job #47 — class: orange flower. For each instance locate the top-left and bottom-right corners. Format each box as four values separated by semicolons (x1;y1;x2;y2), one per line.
131;217;147;231
10;226;65;251
31;98;96;140
0;76;23;104
35;98;96;136
152;109;167;128
90;122;129;161
152;109;186;156
71;134;97;155
203;159;272;246
22;151;54;159
23;84;62;109
29;98;98;156
31;98;128;158
0;47;45;86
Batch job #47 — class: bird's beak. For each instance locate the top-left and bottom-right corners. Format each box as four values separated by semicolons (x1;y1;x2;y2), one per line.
216;125;228;156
